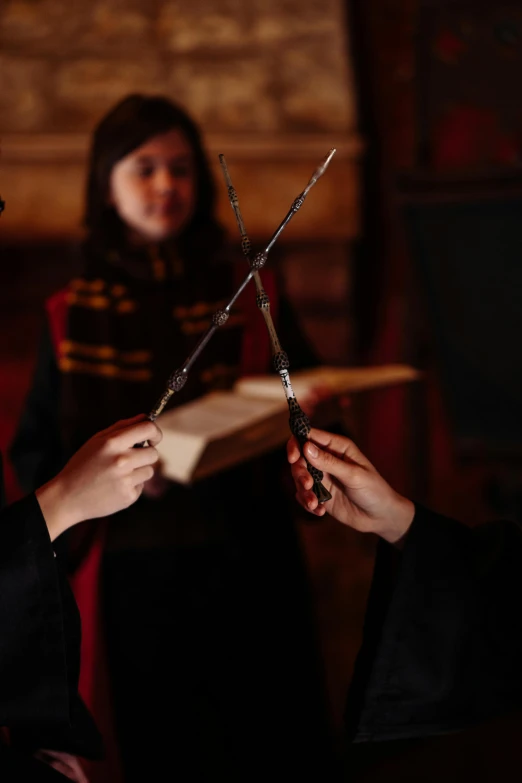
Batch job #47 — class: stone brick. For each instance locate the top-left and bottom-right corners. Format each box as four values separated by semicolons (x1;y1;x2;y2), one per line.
156;0;346;51
53;58;166;131
165;59;280;132
79;1;153;52
277;39;355;132
249;0;344;44
0;0;86;53
157;1;250;53
1;0;153;57
1;0;355;134
0;56;53;131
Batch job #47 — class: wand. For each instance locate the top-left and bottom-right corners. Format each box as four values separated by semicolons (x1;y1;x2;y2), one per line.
146;252;266;421
219;151;336;503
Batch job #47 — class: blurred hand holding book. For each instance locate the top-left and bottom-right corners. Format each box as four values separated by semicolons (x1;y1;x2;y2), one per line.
156;364;421;484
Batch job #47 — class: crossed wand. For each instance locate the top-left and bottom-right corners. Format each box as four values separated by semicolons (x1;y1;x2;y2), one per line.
146;149;336;503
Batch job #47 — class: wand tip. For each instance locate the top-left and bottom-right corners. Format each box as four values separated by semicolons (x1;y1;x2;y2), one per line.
323;148;336;169
307;148;336;188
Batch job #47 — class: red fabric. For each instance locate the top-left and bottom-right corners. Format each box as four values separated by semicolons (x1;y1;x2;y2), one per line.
45;289;69;364
68;525;123;783
0;727;11;745
365;294;457;507
433;105;520;169
238;268;277;376
433;29;467;63
47;288;122;783
364;296;412;496
46;270;274;782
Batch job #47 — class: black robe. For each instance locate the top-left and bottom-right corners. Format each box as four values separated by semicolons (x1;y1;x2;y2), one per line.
0;455;101;780
344;505;522;782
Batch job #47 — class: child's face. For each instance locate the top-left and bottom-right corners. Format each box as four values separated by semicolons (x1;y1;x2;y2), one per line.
109;128;196;243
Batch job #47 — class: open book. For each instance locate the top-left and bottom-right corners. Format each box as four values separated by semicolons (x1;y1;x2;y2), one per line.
156;364;421;484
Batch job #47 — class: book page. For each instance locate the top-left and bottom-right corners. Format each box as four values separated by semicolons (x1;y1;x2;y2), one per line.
234;364;421;400
156;391;288;484
157;430;207;484
192;409;290;482
157;391;287;440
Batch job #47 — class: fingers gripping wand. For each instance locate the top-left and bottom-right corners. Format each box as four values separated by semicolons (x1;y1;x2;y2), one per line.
219;150;336;503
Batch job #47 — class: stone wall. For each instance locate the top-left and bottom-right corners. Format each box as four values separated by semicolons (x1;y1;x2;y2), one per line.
0;0;360;241
1;0;354;133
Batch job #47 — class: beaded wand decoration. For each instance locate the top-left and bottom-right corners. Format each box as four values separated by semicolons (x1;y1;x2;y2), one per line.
143;150;336;504
219;150;336;503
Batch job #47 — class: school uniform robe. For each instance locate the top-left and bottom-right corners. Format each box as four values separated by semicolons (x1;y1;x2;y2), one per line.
0;455;102;780
344;505;522;782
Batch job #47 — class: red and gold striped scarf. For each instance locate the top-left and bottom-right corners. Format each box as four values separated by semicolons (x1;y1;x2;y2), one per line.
51;246;256;455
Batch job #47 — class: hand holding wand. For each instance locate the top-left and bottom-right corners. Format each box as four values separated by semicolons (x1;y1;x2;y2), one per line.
219;150;336;503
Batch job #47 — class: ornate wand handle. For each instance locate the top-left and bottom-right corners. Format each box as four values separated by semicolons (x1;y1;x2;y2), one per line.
219;151;335;503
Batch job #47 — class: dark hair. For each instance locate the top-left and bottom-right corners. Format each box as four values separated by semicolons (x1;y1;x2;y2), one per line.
83;93;226;266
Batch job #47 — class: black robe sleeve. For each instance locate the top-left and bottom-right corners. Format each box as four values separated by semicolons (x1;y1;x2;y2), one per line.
9;322;64;494
0;476;102;763
0;492;69;726
345;505;522;744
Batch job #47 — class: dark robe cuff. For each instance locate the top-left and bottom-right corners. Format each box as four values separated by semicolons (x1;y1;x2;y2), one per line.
0;494;69;725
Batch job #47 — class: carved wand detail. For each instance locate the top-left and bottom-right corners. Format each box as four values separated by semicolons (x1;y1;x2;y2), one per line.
219;150;336;503
146;251;266;423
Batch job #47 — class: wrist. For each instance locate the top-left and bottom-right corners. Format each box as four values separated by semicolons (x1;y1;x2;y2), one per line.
375;495;415;548
35;476;78;542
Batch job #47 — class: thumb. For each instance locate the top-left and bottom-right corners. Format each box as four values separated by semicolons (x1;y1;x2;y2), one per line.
303;440;355;485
